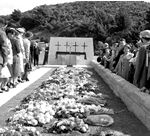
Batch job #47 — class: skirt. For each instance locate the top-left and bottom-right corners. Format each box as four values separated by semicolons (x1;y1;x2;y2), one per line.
0;66;11;78
12;55;21;77
18;53;24;73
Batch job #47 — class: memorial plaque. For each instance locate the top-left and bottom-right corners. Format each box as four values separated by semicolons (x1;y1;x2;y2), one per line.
48;37;94;65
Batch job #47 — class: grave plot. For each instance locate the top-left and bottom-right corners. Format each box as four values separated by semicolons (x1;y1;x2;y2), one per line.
0;67;149;136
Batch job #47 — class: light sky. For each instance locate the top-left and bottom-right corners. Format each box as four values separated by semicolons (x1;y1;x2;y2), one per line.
0;0;76;15
0;0;149;16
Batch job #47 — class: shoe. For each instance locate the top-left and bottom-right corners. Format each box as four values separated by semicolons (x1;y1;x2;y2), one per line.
26;78;29;81
0;89;3;93
1;86;9;92
18;79;24;83
140;87;147;92
7;83;11;88
7;82;14;88
12;83;17;88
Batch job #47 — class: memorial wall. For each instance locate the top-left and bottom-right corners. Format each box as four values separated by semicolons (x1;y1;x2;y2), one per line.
48;37;94;65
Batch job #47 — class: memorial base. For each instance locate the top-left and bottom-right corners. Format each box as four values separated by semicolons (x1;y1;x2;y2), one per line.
67;65;73;67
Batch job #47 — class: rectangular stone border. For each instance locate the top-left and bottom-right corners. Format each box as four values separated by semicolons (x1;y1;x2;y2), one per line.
90;60;150;131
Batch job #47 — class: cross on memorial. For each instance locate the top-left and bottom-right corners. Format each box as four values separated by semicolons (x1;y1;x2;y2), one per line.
55;41;61;51
81;42;88;52
69;44;71;54
64;42;70;52
72;42;78;52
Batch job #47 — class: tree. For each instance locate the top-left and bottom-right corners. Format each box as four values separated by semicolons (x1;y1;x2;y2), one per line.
145;8;150;29
115;8;132;31
11;9;22;22
0;17;5;25
32;5;52;26
20;15;40;30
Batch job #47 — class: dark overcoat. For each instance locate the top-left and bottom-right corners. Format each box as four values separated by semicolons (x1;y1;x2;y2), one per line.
134;46;148;88
0;29;9;66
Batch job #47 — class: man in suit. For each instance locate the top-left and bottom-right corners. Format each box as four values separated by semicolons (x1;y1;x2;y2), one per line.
34;42;41;66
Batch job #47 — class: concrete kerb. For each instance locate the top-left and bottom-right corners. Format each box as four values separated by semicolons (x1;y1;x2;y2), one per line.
90;60;150;131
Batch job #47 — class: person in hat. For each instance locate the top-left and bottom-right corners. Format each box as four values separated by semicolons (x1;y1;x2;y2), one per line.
30;40;36;67
2;27;15;90
102;48;111;68
23;31;33;62
114;44;134;81
7;27;21;88
0;20;9;72
16;27;26;83
34;42;41;66
16;28;25;34
133;30;150;89
113;38;127;68
43;43;49;65
22;31;33;81
0;20;10;92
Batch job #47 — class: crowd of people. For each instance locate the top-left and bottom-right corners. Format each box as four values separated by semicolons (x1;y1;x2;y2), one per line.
97;30;150;92
1;19;150;93
0;21;44;93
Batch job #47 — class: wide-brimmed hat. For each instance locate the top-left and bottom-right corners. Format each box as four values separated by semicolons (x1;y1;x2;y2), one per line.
140;30;150;39
16;28;25;33
24;31;33;38
5;27;19;35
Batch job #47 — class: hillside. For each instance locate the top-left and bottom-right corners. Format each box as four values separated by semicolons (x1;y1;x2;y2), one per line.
1;1;150;53
24;1;150;41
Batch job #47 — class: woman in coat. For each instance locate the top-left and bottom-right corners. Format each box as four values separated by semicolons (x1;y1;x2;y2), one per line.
0;28;14;91
8;28;21;87
16;28;25;83
115;44;134;81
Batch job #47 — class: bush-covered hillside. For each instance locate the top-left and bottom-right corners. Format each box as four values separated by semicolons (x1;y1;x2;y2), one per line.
1;1;150;53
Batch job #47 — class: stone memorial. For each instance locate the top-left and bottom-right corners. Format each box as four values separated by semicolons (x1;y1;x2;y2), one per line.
48;37;94;65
